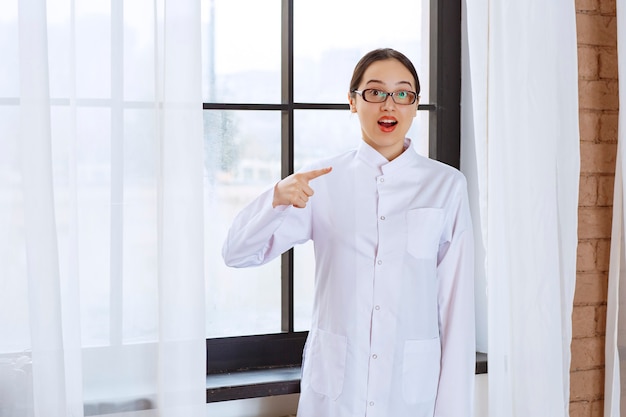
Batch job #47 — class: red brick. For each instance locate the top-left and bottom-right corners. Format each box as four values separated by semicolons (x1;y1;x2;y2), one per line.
578;206;613;239
571;337;605;370
573;305;598;337
570;400;591;417
576;14;617;47
596;305;607;336
579;175;598;206
599;113;618;142
576;0;598;11
579;111;600;142
578;46;599;79
597;175;615;206
580;142;617;174
599;48;618;79
579;80;620;111
595;239;611;271
577;240;597;271
574;272;608;305
599;0;616;15
573;1;614;411
591;399;604;417
570;368;604;401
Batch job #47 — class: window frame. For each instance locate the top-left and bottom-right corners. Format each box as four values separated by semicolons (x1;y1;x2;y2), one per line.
204;0;468;402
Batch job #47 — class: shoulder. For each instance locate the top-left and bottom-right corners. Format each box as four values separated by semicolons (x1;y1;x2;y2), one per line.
415;153;467;186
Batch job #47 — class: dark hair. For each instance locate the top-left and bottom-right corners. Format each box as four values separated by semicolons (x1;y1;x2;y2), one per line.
349;48;421;99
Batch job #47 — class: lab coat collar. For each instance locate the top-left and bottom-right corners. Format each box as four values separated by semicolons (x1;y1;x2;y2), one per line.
356;138;418;175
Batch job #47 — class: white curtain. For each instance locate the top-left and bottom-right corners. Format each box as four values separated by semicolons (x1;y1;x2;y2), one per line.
462;1;580;416
0;0;206;416
604;0;626;415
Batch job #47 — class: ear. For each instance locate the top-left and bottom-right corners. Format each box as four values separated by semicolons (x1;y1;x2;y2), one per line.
347;92;357;113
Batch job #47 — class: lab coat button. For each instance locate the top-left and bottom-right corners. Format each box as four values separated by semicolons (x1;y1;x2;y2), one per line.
380;215;386;220
379;177;385;183
369;401;375;406
375;305;380;310
372;354;378;359
377;260;382;265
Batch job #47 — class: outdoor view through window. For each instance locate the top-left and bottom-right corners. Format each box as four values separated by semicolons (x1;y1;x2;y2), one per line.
203;0;430;337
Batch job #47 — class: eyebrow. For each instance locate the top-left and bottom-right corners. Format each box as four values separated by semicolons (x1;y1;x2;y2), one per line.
365;79;414;88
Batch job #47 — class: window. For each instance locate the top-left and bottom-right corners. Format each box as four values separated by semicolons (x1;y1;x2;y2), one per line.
203;0;466;401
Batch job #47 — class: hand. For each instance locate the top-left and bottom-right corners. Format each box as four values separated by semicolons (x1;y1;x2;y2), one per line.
272;167;332;208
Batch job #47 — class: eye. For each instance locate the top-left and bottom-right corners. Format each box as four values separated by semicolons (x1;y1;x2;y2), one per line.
396;91;408;99
362;89;389;102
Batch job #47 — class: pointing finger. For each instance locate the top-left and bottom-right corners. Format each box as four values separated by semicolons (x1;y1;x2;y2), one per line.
302;167;332;182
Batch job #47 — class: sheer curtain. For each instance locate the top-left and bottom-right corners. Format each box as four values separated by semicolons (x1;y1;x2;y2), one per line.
0;1;206;416
604;1;626;415
462;1;580;416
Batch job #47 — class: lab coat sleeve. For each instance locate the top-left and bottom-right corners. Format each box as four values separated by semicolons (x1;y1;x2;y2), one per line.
434;175;476;417
222;185;312;268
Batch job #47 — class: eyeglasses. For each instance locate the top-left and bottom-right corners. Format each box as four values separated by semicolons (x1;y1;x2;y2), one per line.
351;89;418;105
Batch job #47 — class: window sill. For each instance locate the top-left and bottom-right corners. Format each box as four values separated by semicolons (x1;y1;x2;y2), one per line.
206;367;301;403
206;352;488;403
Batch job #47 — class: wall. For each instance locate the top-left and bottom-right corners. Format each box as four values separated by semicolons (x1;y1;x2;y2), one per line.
572;0;619;415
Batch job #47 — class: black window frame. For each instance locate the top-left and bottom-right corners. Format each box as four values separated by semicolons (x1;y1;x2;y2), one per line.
204;0;478;403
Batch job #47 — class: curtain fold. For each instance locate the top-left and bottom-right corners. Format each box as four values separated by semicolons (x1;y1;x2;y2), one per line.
156;1;206;415
0;1;206;416
18;0;69;415
462;1;580;416
604;0;626;415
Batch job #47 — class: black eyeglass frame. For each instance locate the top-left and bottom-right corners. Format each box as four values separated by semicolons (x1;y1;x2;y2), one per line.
351;88;420;105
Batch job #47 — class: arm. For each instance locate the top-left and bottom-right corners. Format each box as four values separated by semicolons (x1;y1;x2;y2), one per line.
222;167;332;268
222;186;310;268
434;176;476;417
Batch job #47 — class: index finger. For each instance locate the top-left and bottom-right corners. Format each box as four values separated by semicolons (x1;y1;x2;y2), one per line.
302;167;332;181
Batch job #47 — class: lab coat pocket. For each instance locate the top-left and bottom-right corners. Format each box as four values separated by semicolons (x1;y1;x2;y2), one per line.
306;328;348;400
406;208;443;260
402;337;441;404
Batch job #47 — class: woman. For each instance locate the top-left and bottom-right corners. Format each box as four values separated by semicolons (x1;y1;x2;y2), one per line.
222;48;475;417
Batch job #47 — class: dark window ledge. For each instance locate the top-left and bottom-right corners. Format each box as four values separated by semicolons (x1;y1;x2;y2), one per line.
206;352;488;403
207;367;301;403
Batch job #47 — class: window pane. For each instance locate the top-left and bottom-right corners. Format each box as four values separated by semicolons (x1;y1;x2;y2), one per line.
294;0;430;104
201;0;281;103
124;0;156;102
75;2;112;99
205;110;282;338
73;107;113;346
293;109;429;330
294;110;361;169
122;109;159;343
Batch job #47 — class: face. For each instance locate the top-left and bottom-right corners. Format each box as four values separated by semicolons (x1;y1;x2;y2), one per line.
348;59;418;161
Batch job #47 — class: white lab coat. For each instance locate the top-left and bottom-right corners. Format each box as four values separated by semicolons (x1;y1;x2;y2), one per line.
223;139;475;417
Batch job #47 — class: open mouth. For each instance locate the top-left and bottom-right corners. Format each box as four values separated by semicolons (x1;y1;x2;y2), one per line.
378;117;398;132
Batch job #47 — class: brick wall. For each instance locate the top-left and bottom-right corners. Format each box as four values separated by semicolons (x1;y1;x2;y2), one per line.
571;0;619;415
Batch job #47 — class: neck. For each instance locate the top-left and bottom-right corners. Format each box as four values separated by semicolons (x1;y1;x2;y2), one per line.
376;140;408;161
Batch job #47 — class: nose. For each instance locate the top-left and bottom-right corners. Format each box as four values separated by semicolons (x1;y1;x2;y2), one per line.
381;94;396;110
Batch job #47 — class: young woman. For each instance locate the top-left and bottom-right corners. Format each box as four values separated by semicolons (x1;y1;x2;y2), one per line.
222;48;475;417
